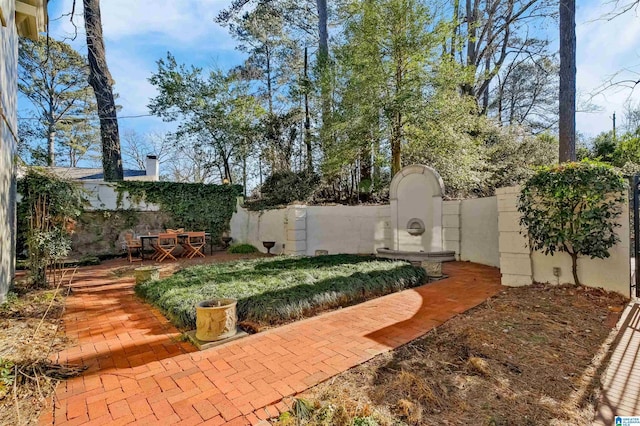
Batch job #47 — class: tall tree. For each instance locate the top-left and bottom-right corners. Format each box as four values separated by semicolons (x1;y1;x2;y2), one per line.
455;0;555;112
559;0;576;162
83;0;124;180
18;37;99;167
492;55;559;132
316;0;330;148
148;53;264;183
336;0;436;176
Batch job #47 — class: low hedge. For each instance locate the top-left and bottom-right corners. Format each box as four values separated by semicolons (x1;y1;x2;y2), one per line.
227;244;259;254
135;254;426;329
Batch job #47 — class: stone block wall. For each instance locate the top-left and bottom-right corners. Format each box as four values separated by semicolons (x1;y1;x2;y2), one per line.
496;186;533;287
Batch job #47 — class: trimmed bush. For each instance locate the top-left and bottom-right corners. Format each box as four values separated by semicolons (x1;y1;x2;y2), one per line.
227;244;259;254
518;161;626;286
136;254;426;329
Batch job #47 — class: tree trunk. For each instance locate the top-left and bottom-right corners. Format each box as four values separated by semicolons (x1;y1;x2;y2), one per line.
83;0;124;181
451;0;460;58
222;154;232;184
47;122;55;166
266;47;273;114
242;154;247;197
304;47;313;173
570;252;580;286
317;0;331;152
391;111;402;176
559;0;576;162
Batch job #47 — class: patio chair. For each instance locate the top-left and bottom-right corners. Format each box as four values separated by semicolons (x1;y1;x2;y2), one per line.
181;232;206;259
154;233;178;262
166;228;184;234
124;233;142;263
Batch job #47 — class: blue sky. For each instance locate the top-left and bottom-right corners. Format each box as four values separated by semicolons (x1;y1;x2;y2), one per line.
33;0;640;148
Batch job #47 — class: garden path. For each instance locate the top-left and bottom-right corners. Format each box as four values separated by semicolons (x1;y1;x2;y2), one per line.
38;259;502;425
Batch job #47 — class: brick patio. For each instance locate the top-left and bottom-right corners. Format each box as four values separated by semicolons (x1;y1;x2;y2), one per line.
39;260;502;425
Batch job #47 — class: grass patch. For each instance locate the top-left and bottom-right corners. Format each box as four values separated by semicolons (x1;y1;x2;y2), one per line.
227;243;259;254
135;254;426;329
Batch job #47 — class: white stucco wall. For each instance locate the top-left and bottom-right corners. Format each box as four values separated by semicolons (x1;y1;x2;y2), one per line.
390;165;444;252
496;185;631;296
230;203;392;256
531;198;630;296
81;182;159;211
229;204;287;254
460;196;500;267
305;205;391;255
0;0;19;303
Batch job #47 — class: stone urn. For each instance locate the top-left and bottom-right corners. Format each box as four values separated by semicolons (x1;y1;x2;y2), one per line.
195;298;238;342
134;266;160;284
421;260;443;278
262;241;276;254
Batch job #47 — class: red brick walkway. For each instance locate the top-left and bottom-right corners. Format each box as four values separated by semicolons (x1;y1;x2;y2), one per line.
39;261;502;425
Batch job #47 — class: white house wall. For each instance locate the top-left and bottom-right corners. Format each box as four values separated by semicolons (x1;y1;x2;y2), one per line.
0;0;18;303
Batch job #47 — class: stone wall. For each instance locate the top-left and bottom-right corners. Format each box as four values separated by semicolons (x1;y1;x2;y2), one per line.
71;210;171;257
0;0;18;303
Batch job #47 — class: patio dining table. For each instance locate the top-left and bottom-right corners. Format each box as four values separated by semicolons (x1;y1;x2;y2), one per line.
138;232;212;260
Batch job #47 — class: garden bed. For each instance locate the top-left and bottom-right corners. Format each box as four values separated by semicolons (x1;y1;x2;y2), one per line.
135;254;426;329
286;283;628;426
0;283;79;425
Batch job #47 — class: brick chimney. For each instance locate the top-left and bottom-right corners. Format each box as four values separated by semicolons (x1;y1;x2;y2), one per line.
146;155;159;181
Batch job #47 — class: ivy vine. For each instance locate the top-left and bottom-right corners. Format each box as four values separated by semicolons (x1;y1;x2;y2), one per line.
115;182;242;243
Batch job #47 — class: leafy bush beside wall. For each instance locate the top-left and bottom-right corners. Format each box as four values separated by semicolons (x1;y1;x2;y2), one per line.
518;161;626;286
17;168;86;286
115;182;242;243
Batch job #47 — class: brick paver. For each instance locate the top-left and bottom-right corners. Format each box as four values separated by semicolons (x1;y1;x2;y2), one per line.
594;302;640;424
39;260;502;425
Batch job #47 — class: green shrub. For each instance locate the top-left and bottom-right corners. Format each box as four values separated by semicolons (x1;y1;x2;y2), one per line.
518;161;626;286
250;170;319;209
136;254;426;329
17;168;86;287
227;243;259;254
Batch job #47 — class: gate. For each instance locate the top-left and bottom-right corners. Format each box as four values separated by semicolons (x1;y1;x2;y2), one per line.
632;175;640;298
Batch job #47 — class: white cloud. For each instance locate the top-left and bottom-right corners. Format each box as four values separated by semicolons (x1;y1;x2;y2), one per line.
51;0;236;47
46;0;243;132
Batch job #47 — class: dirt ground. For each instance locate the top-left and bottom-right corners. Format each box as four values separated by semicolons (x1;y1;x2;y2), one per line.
0;277;78;426
293;283;628;426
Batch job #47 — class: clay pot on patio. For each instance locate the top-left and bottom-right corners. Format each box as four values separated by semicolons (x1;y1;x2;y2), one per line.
421;260;443;278
195;298;238;342
134;266;161;284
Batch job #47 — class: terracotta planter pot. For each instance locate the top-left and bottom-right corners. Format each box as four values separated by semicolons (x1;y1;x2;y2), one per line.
134;266;160;284
421;260;443;278
195;298;238;342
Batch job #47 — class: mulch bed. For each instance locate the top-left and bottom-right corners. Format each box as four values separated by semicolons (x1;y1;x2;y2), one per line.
0;280;81;425
295;283;628;426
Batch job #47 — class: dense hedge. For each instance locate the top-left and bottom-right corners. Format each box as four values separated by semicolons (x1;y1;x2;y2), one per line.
136;254;426;329
116;181;242;243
